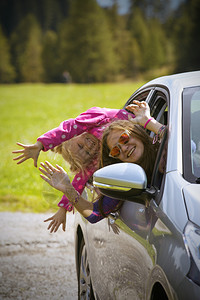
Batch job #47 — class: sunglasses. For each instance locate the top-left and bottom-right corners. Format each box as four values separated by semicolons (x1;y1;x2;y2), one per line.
109;130;130;158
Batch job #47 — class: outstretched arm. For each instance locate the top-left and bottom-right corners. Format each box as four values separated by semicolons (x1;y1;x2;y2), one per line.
12;141;43;167
126;100;164;134
40;162;122;231
39;161;93;218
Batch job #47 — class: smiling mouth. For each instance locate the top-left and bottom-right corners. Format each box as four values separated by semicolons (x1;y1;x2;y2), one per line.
127;146;136;157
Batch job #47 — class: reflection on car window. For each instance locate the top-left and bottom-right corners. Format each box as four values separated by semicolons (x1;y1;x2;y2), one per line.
191;92;200;178
132;90;150;102
183;86;200;182
124;90;151;108
150;97;167;123
158;139;168;175
150;93;168;192
151;130;168;192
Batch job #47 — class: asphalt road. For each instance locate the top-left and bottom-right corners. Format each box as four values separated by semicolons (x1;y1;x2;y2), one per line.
0;212;78;299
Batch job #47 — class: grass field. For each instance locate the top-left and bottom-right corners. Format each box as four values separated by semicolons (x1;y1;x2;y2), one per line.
0;81;144;212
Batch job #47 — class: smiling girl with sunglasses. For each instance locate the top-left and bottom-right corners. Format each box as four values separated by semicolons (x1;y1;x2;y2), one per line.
101;122;159;184
101;100;166;183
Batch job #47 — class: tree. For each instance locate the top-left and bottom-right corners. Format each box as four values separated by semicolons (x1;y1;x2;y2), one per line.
129;0;171;21
127;7;150;72
172;0;200;72
127;4;173;76
0;0;70;37
11;14;43;82
104;3;136;78
145;19;168;70
58;0;119;83
42;30;61;82
0;26;16;83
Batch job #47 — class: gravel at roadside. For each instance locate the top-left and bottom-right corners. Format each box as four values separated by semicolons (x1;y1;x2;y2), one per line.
0;212;78;299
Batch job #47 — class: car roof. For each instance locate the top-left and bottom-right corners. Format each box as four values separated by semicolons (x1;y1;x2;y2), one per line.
141;71;200;91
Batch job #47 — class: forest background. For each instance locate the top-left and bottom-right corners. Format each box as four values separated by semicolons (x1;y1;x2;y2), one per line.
0;0;200;84
0;0;200;213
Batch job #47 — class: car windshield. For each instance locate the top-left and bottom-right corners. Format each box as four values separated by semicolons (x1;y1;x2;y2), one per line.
183;86;200;182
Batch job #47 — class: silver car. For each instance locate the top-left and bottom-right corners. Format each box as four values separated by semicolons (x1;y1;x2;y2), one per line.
74;71;200;300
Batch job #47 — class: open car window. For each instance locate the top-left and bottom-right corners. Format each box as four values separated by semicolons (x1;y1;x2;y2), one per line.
148;90;169;201
125;87;169;193
123;89;152;109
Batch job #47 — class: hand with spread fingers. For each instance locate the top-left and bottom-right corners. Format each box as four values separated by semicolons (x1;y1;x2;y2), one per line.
39;161;70;194
12;141;43;167
126;100;151;127
39;161;71;233
44;207;67;233
40;160;95;233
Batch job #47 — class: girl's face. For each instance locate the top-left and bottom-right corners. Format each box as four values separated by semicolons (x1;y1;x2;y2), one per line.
107;129;144;163
67;133;99;165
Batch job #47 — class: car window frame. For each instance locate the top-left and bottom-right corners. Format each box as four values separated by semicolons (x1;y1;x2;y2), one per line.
147;87;169;205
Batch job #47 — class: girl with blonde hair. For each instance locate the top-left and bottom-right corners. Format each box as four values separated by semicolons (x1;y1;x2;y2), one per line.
13;106;134;232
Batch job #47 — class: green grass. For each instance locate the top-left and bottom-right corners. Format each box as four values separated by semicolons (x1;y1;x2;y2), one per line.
0;81;144;212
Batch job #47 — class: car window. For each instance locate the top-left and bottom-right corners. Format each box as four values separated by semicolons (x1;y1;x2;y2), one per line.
151;130;168;196
126;88;169;192
150;98;167;123
183;86;200;182
123;89;152;109
191;95;200;178
126;87;169;196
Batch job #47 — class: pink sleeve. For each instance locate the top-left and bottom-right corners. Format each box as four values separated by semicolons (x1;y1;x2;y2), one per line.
108;108;134;121
37;107;116;151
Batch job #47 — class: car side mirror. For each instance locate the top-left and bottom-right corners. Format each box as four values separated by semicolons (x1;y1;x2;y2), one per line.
93;163;148;203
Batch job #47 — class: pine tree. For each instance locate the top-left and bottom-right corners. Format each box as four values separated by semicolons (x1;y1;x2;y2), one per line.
144;19;167;70
128;7;149;73
59;0;118;83
0;26;16;83
42;30;60;82
11;14;43;82
172;0;200;72
104;3;134;78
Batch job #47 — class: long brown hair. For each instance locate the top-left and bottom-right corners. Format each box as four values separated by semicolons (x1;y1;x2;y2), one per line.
100;120;159;184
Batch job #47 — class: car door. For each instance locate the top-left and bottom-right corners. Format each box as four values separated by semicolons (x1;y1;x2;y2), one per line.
85;87;172;299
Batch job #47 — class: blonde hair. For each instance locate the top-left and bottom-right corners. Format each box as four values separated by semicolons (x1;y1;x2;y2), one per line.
52;136;99;173
52;140;84;173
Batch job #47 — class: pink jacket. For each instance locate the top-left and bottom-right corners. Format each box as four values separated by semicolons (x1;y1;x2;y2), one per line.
37;107;133;210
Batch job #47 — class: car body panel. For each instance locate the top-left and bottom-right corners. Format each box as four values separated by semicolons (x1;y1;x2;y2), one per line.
159;171;189;232
183;185;200;227
74;71;200;300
